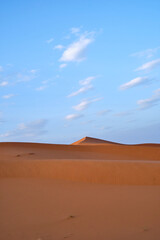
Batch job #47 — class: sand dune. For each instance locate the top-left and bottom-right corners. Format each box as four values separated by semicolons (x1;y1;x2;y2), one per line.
0;137;160;240
0;140;160;161
72;136;121;145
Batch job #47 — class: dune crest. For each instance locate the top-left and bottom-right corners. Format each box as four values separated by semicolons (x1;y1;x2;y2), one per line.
72;136;120;145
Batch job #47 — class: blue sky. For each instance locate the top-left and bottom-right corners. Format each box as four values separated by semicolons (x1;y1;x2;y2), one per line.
0;0;160;144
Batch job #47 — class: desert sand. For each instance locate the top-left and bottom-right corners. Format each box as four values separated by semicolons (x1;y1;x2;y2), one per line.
0;136;160;240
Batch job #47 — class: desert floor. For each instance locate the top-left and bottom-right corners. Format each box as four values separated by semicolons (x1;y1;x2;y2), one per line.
0;138;160;240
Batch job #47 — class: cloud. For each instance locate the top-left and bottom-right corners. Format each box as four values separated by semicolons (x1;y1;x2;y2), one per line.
46;38;54;44
30;69;38;74
0;119;48;140
137;88;160;109
73;98;102;111
70;27;81;34
73;100;90;111
135;58;160;71
54;44;64;50
65;113;83;120
0;70;37;86
59;63;67;69
131;47;160;59
120;76;151;90
68;85;93;97
79;76;96;85
68;76;97;97
60;33;94;62
0;66;3;72
0;81;8;87
2;94;14;99
36;86;46;91
16;71;37;83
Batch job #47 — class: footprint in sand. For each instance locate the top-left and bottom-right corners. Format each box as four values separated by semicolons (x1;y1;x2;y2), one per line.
28;152;35;155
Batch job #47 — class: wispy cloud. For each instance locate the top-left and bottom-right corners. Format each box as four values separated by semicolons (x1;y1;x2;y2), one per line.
59;63;67;69
0;70;38;86
36;86;46;91
16;71;37;83
30;69;38;74
68;85;93;97
0;81;8;87
46;38;54;44
54;44;64;50
135;58;160;71
68;76;97;97
2;94;14;99
73;100;90;111
65;113;83;120
120;76;151;90
137;88;160;109
60;32;94;62
70;27;81;34
79;76;96;85
73;98;102;111
131;47;160;59
0;119;48;140
0;66;3;72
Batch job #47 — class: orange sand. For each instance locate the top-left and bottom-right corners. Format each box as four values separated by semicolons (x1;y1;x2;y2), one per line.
0;137;160;240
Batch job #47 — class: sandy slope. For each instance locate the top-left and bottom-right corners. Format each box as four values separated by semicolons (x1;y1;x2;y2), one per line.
0;138;160;239
0;141;160;161
0;179;160;240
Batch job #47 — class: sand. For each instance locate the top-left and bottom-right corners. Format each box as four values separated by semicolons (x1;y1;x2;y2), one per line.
0;137;160;240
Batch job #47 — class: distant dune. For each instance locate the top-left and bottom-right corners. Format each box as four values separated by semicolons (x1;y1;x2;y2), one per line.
0;137;160;240
72;136;121;145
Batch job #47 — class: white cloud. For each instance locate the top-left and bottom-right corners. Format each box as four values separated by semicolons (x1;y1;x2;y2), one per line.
68;85;93;97
120;76;151;90
2;94;14;99
68;76;97;97
46;38;54;44
0;119;48;140
79;76;96;85
70;27;81;34
54;44;64;50
16;72;37;83
60;33;94;62
59;63;67;69
36;86;46;91
30;69;38;74
136;58;160;71
0;81;8;87
0;66;3;72
131;47;160;59
73;100;90;111
137;88;160;109
73;98;102;111
65;113;83;120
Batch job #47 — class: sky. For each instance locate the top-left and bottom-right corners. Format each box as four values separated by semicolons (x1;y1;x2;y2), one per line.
0;0;160;144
